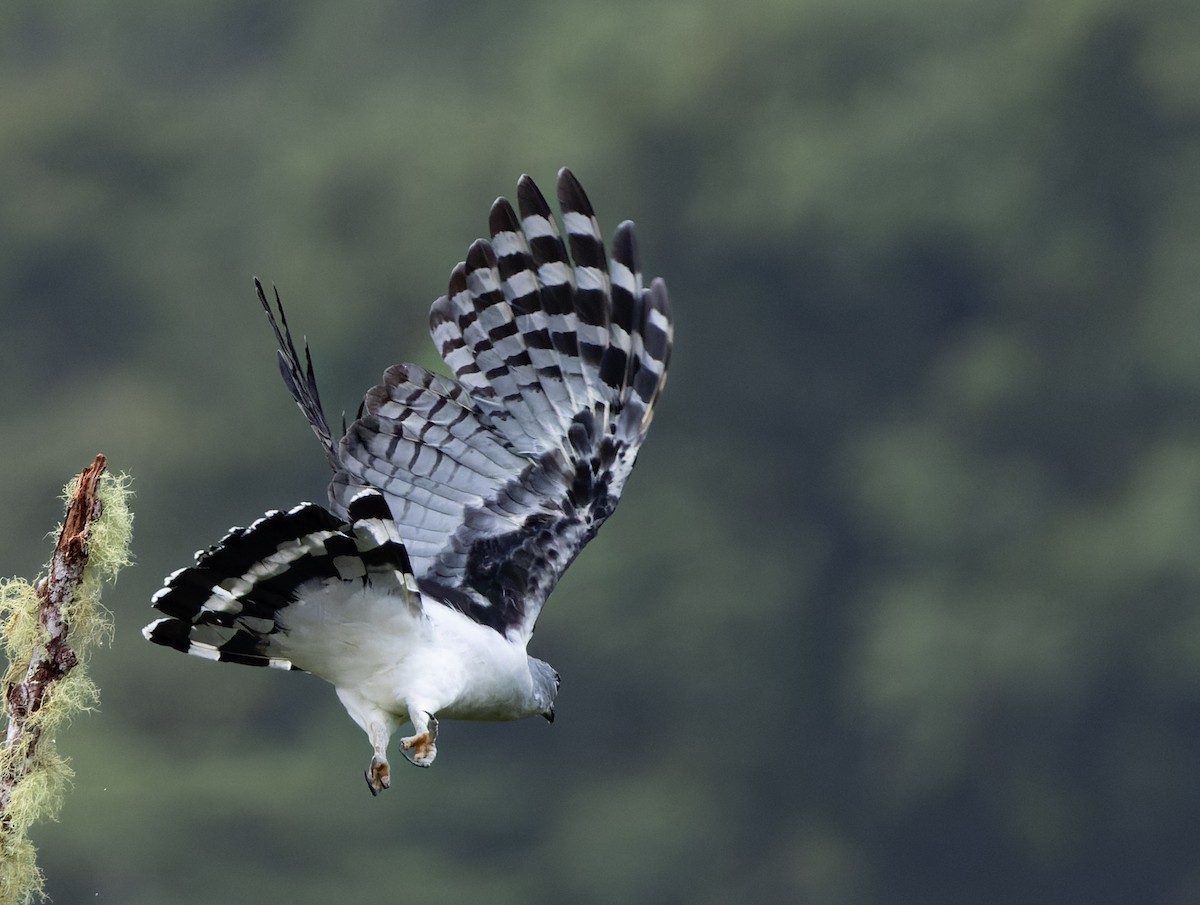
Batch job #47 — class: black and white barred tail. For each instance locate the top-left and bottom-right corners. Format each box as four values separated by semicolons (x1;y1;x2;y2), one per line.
144;490;419;669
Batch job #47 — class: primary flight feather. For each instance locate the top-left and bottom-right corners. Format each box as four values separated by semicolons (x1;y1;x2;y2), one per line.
144;169;673;794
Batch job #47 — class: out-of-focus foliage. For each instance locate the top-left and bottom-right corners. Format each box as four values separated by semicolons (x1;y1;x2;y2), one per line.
1;0;1199;902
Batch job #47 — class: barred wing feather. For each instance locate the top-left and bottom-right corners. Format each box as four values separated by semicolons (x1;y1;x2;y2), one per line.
269;169;672;642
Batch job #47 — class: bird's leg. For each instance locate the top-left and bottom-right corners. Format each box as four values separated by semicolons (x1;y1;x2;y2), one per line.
364;719;392;795
399;709;439;768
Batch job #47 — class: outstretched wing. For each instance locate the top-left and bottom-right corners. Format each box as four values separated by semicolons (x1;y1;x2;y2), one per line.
144;490;420;668
268;169;672;641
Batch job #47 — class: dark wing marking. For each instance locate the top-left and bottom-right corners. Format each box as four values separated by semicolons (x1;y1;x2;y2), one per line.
323;169;673;640
143;490;419;668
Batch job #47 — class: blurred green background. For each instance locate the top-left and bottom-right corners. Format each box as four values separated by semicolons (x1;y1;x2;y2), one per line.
3;0;1200;902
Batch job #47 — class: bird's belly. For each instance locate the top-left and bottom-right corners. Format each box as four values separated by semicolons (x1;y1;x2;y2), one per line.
277;583;537;722
420;607;540;721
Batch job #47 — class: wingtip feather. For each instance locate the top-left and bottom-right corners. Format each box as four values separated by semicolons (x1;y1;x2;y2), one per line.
556;168;595;218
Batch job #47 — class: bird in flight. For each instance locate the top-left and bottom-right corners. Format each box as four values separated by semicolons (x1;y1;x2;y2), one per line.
144;169;673;794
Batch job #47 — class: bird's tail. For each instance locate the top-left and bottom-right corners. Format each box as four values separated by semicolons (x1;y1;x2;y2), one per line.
144;490;418;669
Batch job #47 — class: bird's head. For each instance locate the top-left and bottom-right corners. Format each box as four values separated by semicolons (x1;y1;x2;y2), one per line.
529;657;560;723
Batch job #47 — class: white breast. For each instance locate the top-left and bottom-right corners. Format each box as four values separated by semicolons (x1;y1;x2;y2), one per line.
273;581;538;723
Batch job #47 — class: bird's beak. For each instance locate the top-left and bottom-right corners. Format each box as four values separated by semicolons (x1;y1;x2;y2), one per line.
543;707;555;724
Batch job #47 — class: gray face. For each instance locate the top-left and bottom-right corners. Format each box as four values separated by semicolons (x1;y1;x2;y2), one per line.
529;657;561;720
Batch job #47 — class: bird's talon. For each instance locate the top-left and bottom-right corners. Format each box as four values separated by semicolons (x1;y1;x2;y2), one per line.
365;753;390;795
398;715;438;767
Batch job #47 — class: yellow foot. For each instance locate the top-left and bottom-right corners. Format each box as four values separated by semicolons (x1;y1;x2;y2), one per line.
399;716;439;768
365;753;390;795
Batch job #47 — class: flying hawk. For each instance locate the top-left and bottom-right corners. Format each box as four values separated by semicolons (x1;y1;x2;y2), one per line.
144;169;673;794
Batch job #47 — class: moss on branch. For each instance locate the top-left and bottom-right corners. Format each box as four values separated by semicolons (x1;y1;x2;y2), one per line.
0;456;133;905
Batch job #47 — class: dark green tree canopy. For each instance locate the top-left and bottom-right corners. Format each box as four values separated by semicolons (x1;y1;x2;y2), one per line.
2;1;1199;902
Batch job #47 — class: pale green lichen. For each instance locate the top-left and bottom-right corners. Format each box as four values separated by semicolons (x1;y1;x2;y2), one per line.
0;468;133;905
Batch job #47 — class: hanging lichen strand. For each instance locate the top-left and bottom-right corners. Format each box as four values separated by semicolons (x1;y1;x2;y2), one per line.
0;456;133;905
